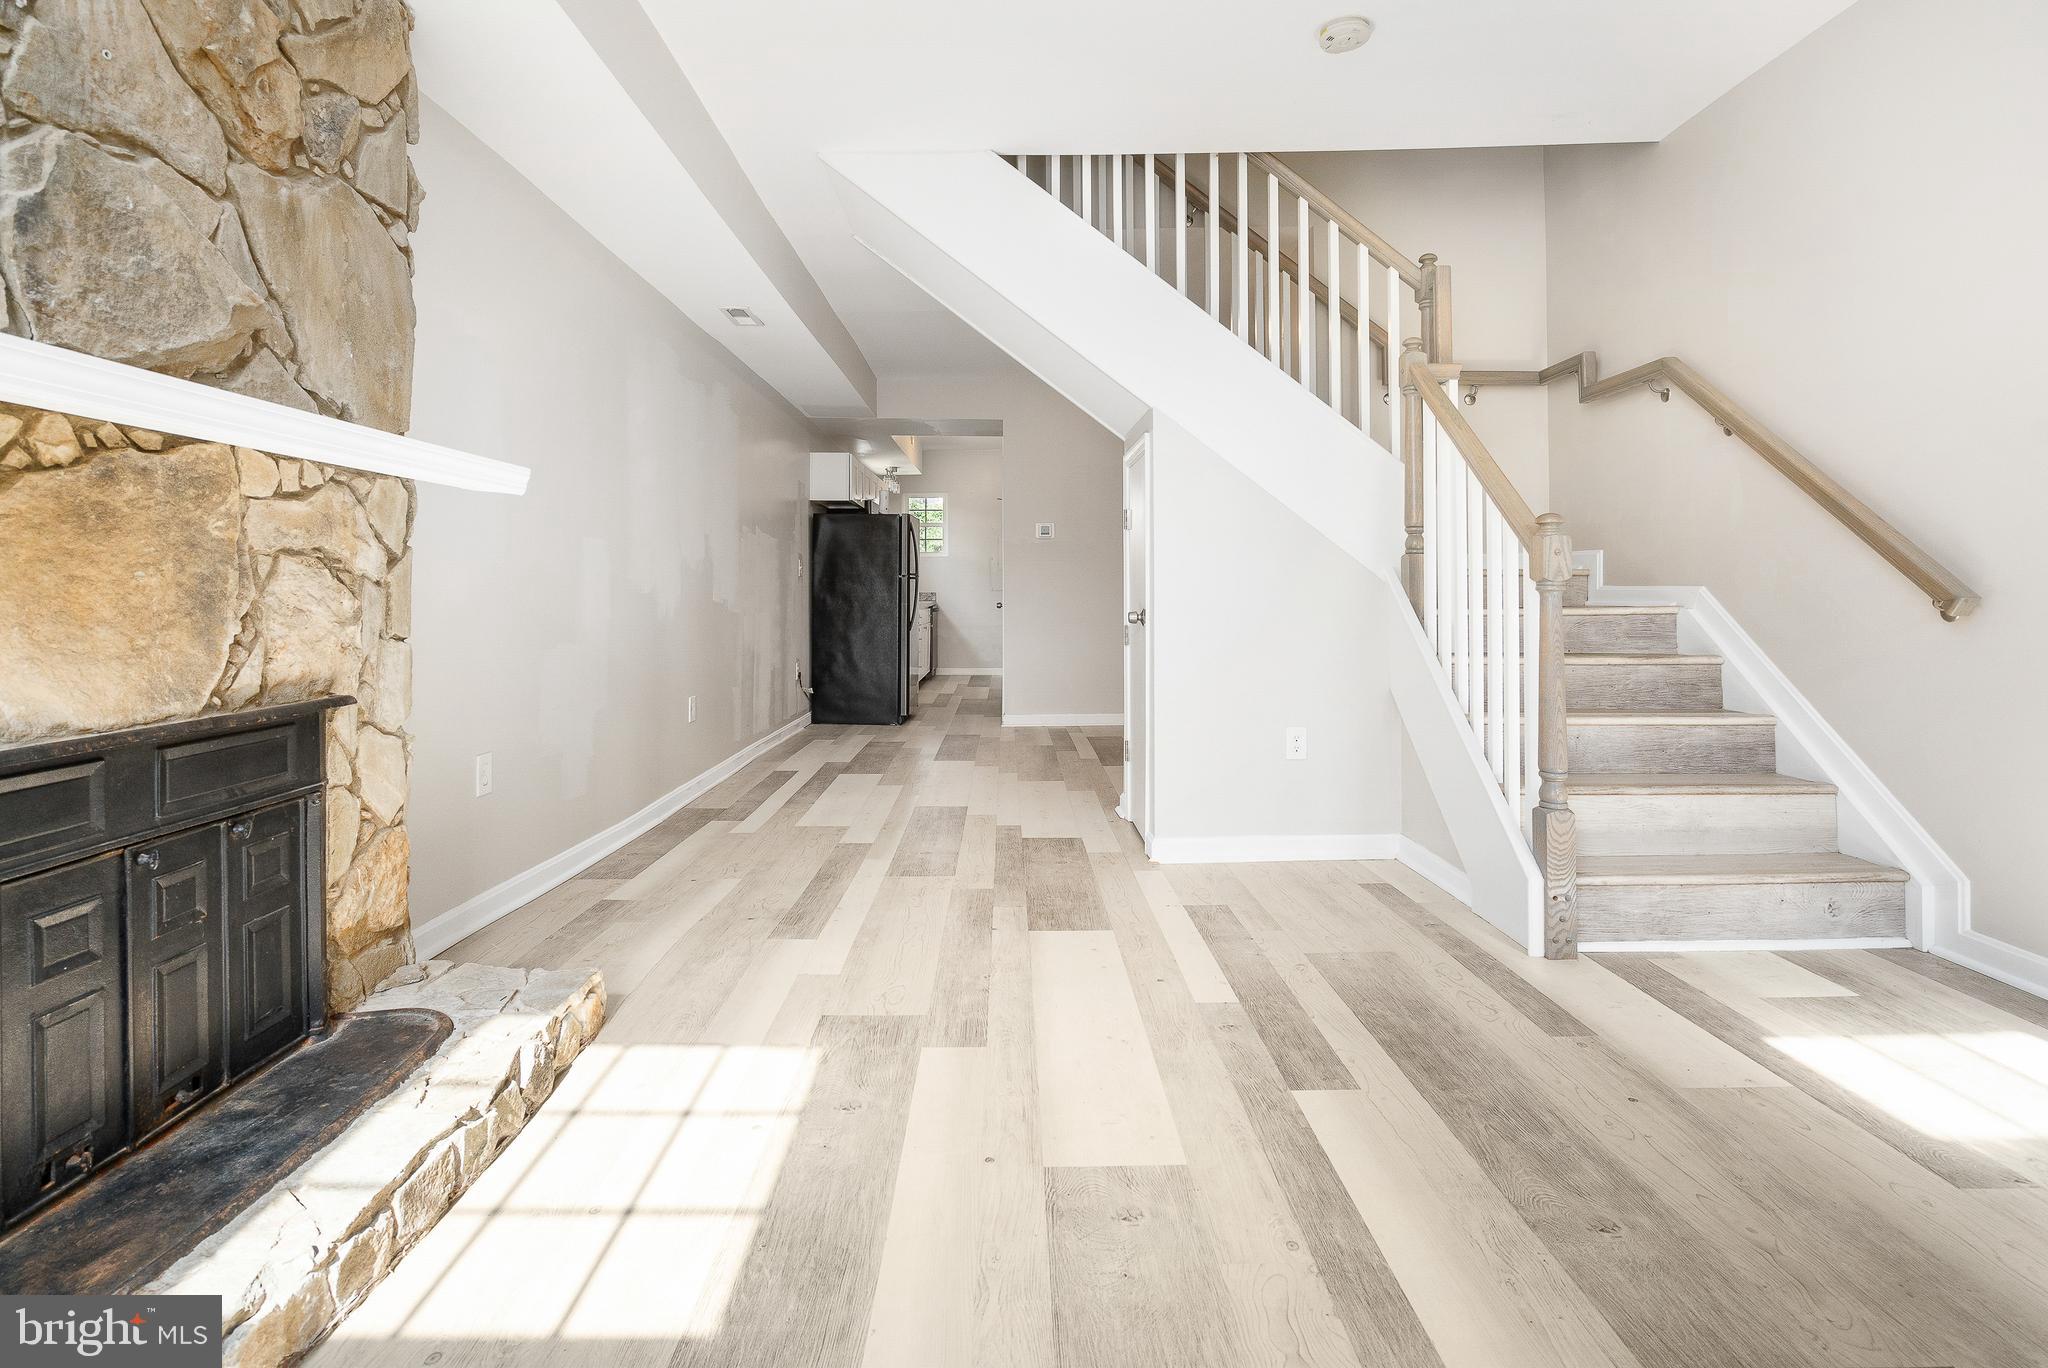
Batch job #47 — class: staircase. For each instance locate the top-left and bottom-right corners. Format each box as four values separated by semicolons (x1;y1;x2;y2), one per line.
1560;569;1908;944
828;147;1972;959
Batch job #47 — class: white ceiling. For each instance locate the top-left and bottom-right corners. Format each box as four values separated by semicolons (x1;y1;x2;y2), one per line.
636;0;1856;378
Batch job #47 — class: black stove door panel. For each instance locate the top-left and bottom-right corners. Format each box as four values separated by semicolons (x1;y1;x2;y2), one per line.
0;853;127;1225
126;826;228;1139
226;802;307;1077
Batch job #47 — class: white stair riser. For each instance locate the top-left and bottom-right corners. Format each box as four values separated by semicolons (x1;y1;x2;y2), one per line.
1564;612;1679;653
1578;879;1906;942
1572;792;1837;856
1566;662;1722;711
1571;721;1776;773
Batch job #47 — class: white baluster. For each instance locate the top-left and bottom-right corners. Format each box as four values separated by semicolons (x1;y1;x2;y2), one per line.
1521;553;1540;834
1421;399;1438;650
1294;198;1310;385
1386;267;1403;455
1264;171;1280;363
1206;154;1221;320
1327;218;1342;417
1174;154;1187;294
1234;155;1250;341
1051;153;1063;209
1447;424;1467;701
1486;503;1507;784
1465;473;1485;739
1111;154;1124;250
1503;541;1524;814
1144;154;1158;274
1353;240;1368;429
1080;154;1093;227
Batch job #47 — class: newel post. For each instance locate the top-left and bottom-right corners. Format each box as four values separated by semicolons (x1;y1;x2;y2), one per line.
1418;253;1453;363
1399;338;1427;615
1531;512;1579;958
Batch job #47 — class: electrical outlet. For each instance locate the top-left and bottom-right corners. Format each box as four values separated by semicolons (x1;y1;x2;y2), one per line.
687;695;698;723
1284;727;1308;761
795;552;803;579
473;752;494;796
1035;522;1056;540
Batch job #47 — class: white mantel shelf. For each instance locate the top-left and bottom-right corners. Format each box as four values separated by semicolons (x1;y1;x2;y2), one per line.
0;332;529;495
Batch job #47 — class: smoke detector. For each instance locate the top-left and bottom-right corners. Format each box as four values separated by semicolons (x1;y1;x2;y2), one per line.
1316;16;1373;53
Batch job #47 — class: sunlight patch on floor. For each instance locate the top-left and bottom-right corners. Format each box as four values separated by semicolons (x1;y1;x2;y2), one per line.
327;1042;816;1344
1767;1032;2047;1140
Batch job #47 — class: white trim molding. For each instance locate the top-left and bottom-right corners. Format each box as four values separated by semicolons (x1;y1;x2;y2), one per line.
1147;834;1400;864
934;666;1002;675
1395;837;1473;905
1003;712;1122;727
1582;938;1913;954
0;331;529;494
412;713;810;956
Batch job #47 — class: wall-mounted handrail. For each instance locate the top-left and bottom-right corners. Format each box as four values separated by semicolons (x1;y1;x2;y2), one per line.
1467;353;1981;621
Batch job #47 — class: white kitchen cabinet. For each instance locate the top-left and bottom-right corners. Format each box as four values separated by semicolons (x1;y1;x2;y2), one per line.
809;451;890;509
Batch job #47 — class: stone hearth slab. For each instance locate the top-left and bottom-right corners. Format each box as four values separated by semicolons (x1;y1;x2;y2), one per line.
0;1009;451;1294
141;961;606;1368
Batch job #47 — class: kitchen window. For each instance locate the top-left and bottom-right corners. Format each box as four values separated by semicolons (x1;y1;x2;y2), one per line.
907;495;946;555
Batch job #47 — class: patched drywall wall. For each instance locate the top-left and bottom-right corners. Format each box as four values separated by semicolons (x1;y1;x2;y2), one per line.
403;101;815;929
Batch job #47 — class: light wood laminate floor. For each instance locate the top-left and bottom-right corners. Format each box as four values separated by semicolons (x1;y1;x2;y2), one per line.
317;675;2048;1368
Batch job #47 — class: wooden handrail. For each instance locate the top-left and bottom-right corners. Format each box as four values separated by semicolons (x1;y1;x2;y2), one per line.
1145;155;1389;371
1471;353;1981;621
1404;356;1541;552
1399;345;1577;958
1251;153;1424;288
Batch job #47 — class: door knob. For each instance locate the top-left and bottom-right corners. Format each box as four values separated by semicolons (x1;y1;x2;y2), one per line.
133;850;160;870
1126;609;1147;626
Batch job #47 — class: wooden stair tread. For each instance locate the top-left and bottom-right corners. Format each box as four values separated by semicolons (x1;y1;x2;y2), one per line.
1565;653;1720;665
1568;772;1836;795
1564;604;1679;616
1569;710;1774;726
1578;853;1909;886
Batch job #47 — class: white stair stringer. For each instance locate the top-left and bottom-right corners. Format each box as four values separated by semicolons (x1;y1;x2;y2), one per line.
826;150;1543;951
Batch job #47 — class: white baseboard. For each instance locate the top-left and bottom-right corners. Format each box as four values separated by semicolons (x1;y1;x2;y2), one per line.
934;666;1001;675
412;713;811;958
1581;938;1912;954
1003;713;1122;727
1395;837;1472;904
1924;927;2048;1002
1147;834;1400;864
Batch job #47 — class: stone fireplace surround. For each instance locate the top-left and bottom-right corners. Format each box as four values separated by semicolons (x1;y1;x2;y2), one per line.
0;0;431;1011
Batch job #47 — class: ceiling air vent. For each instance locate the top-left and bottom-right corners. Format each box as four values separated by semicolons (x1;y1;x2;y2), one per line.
723;307;765;327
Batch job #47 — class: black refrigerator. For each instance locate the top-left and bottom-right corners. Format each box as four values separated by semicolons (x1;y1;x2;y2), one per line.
810;511;919;725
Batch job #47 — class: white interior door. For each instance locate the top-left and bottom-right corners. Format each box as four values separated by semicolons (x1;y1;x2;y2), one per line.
1122;434;1152;839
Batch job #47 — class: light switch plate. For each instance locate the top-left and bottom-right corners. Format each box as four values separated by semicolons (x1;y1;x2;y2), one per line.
687;695;698;722
1035;522;1055;540
474;752;494;796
